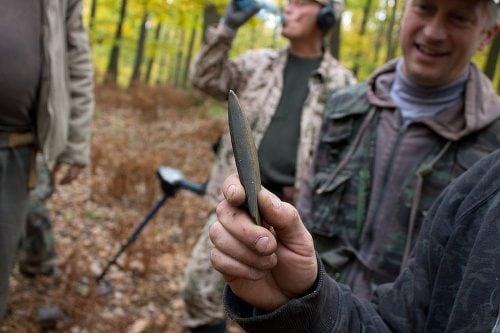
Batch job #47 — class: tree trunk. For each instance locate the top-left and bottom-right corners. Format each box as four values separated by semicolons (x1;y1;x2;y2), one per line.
145;22;163;85
328;16;342;59
384;0;399;62
104;0;128;85
352;0;373;76
156;29;170;86
202;5;220;44
372;0;388;66
182;16;199;88
89;0;98;29
129;11;150;88
483;33;499;81
173;29;186;87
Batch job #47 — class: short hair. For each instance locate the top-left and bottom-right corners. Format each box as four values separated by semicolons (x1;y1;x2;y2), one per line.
402;0;499;31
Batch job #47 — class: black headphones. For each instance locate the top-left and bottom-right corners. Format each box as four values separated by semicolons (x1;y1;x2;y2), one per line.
316;3;337;31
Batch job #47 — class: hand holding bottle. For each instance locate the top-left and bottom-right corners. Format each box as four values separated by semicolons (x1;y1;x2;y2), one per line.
221;0;261;32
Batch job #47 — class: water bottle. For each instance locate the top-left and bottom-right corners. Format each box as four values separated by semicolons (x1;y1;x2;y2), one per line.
235;0;283;24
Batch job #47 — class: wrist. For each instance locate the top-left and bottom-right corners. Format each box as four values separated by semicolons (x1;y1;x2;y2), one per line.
218;19;238;37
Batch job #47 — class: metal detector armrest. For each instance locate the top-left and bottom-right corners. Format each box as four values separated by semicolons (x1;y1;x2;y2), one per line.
157;166;206;195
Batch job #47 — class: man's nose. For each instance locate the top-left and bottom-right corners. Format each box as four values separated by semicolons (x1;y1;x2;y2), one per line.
423;15;448;41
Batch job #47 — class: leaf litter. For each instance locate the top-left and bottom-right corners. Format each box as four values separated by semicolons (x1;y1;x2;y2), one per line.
1;84;243;333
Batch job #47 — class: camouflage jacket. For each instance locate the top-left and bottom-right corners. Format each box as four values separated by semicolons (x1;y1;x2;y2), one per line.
224;148;500;332
297;59;500;299
190;26;356;206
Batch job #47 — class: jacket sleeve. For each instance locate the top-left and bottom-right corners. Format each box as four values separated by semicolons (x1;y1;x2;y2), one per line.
224;256;393;332
58;0;94;166
189;26;254;101
226;192;455;332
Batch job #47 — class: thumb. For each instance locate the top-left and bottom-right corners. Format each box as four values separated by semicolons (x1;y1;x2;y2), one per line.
257;188;312;249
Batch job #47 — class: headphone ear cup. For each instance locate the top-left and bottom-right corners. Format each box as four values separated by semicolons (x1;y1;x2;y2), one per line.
316;6;336;31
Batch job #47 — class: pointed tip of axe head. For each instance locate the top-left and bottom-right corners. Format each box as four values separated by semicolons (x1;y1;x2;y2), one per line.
228;90;240;114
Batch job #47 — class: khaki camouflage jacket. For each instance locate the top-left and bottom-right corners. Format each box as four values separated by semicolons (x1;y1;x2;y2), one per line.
189;26;356;206
297;59;500;299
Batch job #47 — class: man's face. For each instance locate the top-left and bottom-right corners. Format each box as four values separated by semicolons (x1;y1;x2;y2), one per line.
281;0;323;41
400;0;498;86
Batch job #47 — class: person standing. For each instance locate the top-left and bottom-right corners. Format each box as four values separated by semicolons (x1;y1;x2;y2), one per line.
0;0;94;319
184;0;355;331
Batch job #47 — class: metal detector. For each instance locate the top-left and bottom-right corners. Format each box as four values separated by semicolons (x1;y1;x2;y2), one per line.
95;166;206;294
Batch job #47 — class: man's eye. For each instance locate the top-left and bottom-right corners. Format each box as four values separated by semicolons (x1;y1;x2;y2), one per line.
449;12;473;27
415;4;430;13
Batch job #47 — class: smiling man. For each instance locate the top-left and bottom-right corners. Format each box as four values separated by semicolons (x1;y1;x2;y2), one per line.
184;0;355;332
209;1;500;331
400;0;498;86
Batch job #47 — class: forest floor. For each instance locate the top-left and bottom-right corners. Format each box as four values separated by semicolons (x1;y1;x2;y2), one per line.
1;84;244;332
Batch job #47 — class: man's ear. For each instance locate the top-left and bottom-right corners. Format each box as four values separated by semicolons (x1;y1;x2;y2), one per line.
479;23;499;50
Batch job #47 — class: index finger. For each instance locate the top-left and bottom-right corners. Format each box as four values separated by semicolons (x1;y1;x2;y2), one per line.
216;198;277;256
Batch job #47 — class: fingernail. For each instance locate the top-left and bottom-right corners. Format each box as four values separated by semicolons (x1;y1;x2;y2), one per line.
255;236;269;253
228;184;236;198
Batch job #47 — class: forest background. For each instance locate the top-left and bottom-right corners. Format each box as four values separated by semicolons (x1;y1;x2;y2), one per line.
85;0;499;92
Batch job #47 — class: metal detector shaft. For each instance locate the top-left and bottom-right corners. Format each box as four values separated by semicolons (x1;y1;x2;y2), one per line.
95;166;206;284
96;194;169;282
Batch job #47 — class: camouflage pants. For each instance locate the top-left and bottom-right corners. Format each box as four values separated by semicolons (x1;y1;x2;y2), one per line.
17;153;57;276
183;212;226;328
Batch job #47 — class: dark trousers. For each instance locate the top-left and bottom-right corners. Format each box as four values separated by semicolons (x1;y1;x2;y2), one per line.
0;146;33;319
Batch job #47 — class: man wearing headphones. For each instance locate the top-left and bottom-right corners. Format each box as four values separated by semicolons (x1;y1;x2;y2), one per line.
184;1;355;332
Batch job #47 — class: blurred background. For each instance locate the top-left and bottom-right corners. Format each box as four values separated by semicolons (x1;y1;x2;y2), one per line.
83;0;499;90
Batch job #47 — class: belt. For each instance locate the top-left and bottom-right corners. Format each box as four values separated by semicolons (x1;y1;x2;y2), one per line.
0;131;37;187
0;132;35;148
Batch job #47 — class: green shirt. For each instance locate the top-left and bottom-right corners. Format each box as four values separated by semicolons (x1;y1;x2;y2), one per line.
258;53;321;190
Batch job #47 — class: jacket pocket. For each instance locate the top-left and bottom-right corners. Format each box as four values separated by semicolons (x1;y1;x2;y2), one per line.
307;116;355;237
315;117;354;168
308;170;351;237
321;117;353;144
